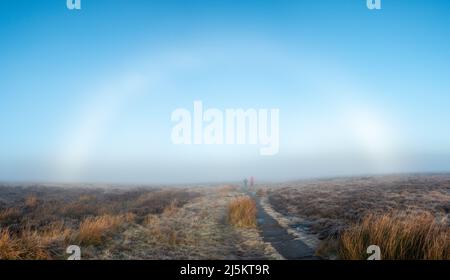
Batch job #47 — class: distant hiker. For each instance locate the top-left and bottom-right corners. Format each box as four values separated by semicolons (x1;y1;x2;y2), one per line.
250;176;254;187
243;178;248;188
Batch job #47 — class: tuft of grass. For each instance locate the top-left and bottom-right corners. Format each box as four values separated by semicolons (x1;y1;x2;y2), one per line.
0;207;21;223
228;196;257;228
25;195;39;208
123;212;137;223
338;211;450;260
144;214;183;246
39;221;73;245
0;229;53;260
0;186;202;259
218;185;237;195
77;214;127;245
162;200;179;217
269;175;450;242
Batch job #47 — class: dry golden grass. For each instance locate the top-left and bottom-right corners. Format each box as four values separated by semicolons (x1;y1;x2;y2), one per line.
25;195;38;208
39;222;73;245
269;175;450;240
162;200;179;217
228;196;257;228
0;207;21;222
0;220;78;260
338;211;450;260
77;214;127;245
0;185;202;259
131;191;278;260
78;194;95;202
144;214;181;246
218;185;238;195
0;228;60;260
123;212;137;223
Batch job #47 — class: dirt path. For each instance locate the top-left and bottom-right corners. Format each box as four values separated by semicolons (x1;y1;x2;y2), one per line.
104;188;281;260
249;191;319;260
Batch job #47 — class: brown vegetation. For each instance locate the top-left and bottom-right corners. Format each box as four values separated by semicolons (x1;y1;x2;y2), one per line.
338;211;450;260
0;184;274;260
268;174;450;259
127;190;278;260
0;221;72;260
228;196;257;228
218;185;238;195
25;195;39;208
0;229;50;260
0;185;200;259
77;214;128;245
269;175;450;239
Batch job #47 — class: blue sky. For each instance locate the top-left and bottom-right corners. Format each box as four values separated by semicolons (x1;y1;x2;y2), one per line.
1;0;450;183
